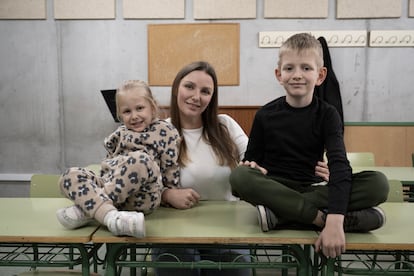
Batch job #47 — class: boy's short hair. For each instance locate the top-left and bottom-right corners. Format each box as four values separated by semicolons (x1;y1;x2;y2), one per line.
278;33;324;68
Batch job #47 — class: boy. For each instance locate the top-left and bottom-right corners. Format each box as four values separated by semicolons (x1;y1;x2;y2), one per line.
230;33;389;258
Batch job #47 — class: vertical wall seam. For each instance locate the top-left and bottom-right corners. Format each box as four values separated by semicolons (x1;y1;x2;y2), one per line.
55;21;65;172
362;19;370;121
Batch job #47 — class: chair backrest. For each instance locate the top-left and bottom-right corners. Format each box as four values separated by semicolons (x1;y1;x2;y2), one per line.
346;152;375;167
30;174;62;198
86;164;101;175
387;179;404;202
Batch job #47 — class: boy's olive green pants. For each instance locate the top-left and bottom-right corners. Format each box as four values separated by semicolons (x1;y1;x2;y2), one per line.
230;166;389;225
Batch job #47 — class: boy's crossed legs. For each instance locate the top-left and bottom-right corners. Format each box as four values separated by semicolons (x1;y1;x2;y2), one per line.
256;204;386;232
230;166;389;233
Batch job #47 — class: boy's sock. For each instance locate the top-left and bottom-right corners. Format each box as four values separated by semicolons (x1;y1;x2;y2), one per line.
56;205;93;229
104;210;145;238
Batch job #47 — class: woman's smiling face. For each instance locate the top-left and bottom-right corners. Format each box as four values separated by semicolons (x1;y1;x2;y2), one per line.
177;70;214;122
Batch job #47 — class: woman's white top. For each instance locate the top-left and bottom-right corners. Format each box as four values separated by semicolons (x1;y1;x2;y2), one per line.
167;114;248;201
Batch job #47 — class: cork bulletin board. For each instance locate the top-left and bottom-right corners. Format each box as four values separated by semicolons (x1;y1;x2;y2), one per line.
148;23;240;86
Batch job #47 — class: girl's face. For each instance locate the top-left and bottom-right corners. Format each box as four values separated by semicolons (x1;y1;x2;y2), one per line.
117;89;154;132
177;70;214;124
275;49;326;107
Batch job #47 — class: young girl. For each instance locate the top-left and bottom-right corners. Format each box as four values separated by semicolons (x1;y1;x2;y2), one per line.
56;80;180;238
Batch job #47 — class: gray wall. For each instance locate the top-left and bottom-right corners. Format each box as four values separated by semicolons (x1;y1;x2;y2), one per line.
0;1;413;175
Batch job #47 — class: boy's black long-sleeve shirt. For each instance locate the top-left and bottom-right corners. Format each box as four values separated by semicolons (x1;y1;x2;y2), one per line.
245;96;352;215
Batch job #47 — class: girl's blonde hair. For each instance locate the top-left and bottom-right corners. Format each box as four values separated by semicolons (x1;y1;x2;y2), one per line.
115;80;159;122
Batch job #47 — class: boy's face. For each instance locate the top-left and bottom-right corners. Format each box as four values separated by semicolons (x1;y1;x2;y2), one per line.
275;49;326;106
117;89;154;132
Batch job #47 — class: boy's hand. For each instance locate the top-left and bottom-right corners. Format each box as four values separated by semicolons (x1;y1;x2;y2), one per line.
239;160;268;175
314;214;346;258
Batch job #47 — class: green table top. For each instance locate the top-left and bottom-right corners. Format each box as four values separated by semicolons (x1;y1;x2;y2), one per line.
93;200;318;244
3;198;411;251
344;202;414;250
0;198;98;243
352;166;414;183
94;201;414;251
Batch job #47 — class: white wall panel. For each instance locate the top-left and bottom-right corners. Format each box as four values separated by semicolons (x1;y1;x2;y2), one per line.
54;0;115;19
264;0;328;18
123;0;184;19
194;0;256;19
337;0;401;18
0;0;46;19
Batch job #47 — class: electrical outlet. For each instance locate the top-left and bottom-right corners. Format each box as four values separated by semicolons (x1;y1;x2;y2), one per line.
259;30;367;48
369;30;414;47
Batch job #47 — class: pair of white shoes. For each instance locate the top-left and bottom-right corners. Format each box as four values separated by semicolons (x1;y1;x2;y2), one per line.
56;205;145;238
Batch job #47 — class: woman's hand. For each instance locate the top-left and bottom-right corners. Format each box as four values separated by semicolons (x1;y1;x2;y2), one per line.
162;188;201;209
239;160;268;175
315;161;330;182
